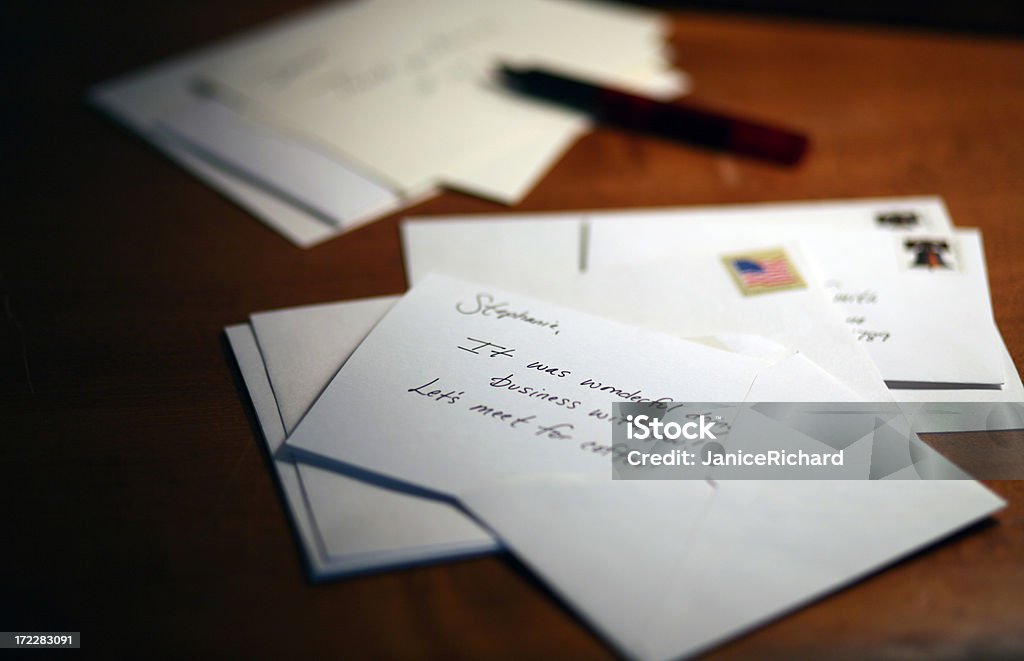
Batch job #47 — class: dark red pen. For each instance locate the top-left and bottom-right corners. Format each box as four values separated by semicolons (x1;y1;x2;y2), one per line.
499;64;809;165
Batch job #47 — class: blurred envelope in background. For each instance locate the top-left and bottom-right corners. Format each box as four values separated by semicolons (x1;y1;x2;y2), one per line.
198;0;686;201
155;99;410;228
90;50;409;247
92;0;684;245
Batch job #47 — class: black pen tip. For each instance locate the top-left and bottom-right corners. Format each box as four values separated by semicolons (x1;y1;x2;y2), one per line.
497;63;524;88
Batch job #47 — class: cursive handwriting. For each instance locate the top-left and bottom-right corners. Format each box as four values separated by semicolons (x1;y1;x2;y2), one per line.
456;293;561;335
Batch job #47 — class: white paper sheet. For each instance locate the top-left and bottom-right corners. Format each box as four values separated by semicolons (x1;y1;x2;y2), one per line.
199;0;687;199
90;0;682;242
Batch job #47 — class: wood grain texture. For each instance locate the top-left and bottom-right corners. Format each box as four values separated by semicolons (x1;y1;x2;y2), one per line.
3;2;1023;657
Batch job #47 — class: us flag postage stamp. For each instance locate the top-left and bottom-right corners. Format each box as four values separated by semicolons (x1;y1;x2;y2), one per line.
723;248;806;296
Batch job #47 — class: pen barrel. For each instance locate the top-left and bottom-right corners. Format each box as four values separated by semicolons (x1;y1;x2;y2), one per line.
596;89;808;165
501;66;808;165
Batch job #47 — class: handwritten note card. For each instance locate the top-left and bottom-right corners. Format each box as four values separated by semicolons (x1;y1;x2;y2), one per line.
285;274;770;495
276;275;1004;660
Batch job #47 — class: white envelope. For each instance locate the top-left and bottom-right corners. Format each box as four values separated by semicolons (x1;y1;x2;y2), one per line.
401;198;955;286
462;477;1002;660
280;275;1004;660
600;226;1023;412
587;223;1006;388
225;297;497;579
156;99;405;228
90;48;426;247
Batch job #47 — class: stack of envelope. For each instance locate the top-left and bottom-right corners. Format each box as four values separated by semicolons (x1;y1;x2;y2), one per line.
90;0;685;247
226;196;1018;659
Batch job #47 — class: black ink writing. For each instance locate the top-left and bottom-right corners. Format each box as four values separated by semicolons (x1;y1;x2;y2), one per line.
488;374;580;409
467;404;535;428
833;290;878;304
536;423;574;440
855;330;891;342
578;378;685;412
455;293;560;334
579;441;614;456
407;377;463;404
525;361;571;378
458;337;515;358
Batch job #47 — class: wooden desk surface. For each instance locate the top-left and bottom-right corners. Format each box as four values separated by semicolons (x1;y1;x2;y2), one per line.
4;2;1023;657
